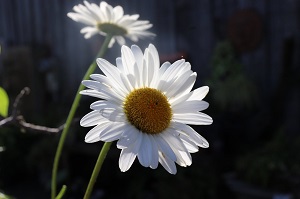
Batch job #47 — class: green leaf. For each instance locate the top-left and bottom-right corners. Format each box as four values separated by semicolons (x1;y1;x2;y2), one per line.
0;192;14;199
0;87;9;117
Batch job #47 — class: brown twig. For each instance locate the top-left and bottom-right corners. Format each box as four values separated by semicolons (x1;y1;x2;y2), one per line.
0;116;13;126
0;87;66;134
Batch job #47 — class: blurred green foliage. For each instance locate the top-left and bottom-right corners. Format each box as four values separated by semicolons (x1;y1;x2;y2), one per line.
206;41;257;112
0;192;14;199
0;87;9;117
236;131;300;194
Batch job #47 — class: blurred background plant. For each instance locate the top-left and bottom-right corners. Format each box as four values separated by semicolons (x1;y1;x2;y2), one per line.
236;130;300;197
206;41;258;112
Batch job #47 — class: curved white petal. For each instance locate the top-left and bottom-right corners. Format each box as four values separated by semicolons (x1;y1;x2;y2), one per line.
137;134;152;167
90;100;119;110
158;151;177;174
80;89;110;99
100;108;126;122
80;110;106;127
131;45;144;69
172;122;209;148
172;112;213;125
188;86;209;101
172;100;209;113
149;135;159;169
117;126;140;149
179;133;199;153
155;134;176;161
99;122;126;142
119;132;142;172
161;130;192;167
85;122;110;143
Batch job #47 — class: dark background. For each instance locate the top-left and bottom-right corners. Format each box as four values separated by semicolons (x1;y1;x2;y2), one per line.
0;0;299;198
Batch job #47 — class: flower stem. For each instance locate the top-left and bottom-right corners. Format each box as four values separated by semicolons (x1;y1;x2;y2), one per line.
55;185;67;199
51;34;113;199
83;142;112;199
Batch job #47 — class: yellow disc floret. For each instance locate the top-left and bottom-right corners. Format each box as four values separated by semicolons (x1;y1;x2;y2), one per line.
123;88;172;134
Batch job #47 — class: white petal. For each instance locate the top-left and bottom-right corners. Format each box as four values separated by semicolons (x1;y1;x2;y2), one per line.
89;74;109;83
172;112;213;125
164;71;195;98
126;74;136;89
100;108;126;122
161;130;192;167
83;1;102;21
160;59;185;82
108;38;115;48
82;80;102;91
113;6;124;21
104;3;113;22
137;134;152;167
172;72;196;98
148;44;159;70
145;49;155;87
176;150;192;167
188;86;209;101
90;100;119;111
120;73;133;93
117;126;140;149
99;123;125;142
179;133;199;153
155;134;176;161
169;91;193;106
158;151;177;174
96;58;127;95
85;122;110;143
149;135;159;169
158;62;171;78
172;122;209;148
99;1;109;21
172;100;209;113
80;27;98;34
119;132;142;172
116;36;126;46
80;89;109;99
116;57;124;71
119;148;136;172
67;13;95;25
80;110;106;127
131;45;144;69
82;80;123;103
83;30;98;39
133;62;142;88
121;45;136;75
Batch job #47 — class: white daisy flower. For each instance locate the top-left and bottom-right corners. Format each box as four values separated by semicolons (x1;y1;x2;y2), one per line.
80;44;213;174
67;1;155;47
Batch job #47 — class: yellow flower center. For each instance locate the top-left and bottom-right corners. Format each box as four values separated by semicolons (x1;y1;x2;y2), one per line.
97;23;127;36
123;88;172;134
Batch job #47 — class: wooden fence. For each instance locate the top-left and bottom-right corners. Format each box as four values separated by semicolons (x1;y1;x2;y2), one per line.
0;0;299;105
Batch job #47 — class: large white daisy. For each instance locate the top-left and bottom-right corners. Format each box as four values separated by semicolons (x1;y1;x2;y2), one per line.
67;1;155;47
80;44;213;174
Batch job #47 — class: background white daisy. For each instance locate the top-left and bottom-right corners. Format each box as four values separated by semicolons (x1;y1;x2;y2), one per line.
67;1;155;47
80;44;212;174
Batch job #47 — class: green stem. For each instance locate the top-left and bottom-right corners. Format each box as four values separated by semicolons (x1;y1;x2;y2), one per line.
51;34;113;199
83;142;112;199
55;185;67;199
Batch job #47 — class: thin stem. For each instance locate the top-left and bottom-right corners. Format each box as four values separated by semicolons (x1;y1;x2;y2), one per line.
55;185;67;199
83;142;112;199
51;34;113;199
